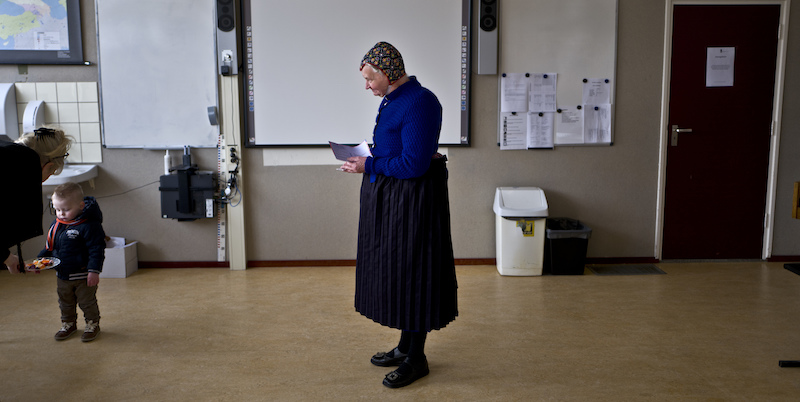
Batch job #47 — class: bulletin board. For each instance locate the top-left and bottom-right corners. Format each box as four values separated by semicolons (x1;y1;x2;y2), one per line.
241;0;471;147
96;0;220;149
498;0;618;148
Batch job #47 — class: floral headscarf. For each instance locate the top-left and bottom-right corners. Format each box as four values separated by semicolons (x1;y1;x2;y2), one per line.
360;42;406;84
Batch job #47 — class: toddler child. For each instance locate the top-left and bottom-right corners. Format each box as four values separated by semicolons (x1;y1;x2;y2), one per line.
39;182;106;342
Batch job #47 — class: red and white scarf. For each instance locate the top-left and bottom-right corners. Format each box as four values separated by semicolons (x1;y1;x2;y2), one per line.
45;218;86;251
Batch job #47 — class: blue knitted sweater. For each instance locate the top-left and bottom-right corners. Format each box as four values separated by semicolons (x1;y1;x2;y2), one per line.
364;76;442;179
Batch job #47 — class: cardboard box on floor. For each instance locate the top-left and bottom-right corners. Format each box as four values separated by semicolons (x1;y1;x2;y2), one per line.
101;237;138;278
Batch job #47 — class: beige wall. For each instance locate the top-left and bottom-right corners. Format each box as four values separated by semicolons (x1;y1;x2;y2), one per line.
773;1;800;255
3;0;799;263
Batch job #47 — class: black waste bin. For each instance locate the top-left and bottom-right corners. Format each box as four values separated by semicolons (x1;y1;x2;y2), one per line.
544;218;592;275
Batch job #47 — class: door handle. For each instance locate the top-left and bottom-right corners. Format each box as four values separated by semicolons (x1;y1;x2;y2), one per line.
670;125;694;146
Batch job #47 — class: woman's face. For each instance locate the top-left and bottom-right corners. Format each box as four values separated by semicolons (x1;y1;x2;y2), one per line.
362;66;390;97
41;162;57;182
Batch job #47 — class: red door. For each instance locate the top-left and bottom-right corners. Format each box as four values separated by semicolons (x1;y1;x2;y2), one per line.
662;5;780;259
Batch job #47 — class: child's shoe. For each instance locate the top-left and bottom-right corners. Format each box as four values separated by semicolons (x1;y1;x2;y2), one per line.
54;322;77;341
81;320;100;342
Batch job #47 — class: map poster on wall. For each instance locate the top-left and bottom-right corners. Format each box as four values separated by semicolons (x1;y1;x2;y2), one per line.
0;0;84;65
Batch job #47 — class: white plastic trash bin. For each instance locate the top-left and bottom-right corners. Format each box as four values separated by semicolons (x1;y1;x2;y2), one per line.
493;187;549;276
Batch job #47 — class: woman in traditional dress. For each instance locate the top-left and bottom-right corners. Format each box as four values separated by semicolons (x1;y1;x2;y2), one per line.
340;42;458;388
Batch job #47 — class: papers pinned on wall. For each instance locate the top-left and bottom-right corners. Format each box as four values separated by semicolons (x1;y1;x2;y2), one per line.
555;107;583;145
583;104;612;144
499;74;614;149
582;78;611;104
500;73;559;114
530;73;558;112
500;112;527;150
500;111;555;150
581;78;612;144
500;73;529;113
499;73;557;150
529;112;555;149
553;104;612;146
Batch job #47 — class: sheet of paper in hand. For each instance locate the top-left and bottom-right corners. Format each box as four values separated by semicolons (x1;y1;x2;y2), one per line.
329;140;372;161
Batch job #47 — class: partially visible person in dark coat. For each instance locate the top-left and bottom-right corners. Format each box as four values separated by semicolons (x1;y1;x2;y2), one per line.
2;127;71;273
340;42;458;389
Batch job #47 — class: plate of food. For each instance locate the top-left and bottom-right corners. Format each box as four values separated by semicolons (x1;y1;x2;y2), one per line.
25;257;60;271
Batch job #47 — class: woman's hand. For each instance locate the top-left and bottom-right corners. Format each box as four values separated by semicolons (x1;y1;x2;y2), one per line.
4;254;21;274
341;156;367;174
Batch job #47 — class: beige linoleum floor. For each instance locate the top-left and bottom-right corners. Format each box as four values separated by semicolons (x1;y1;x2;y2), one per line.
2;262;800;401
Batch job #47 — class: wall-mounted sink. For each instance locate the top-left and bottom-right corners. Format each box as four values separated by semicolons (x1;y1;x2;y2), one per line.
43;164;99;190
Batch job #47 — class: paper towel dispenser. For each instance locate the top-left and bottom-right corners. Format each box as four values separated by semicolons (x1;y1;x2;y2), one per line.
22;100;45;134
0;83;18;141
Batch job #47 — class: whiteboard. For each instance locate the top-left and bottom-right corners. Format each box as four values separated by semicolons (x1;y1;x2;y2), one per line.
499;0;618;146
242;0;470;147
96;0;219;148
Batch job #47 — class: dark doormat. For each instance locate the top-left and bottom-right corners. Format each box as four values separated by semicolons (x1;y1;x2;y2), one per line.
588;264;666;276
785;264;800;276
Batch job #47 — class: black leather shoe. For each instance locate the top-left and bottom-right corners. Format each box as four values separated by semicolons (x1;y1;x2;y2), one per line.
371;348;407;367
382;359;429;388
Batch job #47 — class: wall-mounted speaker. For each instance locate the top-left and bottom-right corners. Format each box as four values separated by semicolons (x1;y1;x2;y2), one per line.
216;0;238;75
475;0;498;75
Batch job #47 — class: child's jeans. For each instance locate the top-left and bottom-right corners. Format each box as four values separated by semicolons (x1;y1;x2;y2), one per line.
57;277;100;323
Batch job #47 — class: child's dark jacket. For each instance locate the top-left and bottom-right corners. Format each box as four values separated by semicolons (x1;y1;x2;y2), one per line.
39;197;106;281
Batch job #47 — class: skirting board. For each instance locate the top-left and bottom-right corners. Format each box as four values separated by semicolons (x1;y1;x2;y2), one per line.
138;257;660;269
139;259;492;268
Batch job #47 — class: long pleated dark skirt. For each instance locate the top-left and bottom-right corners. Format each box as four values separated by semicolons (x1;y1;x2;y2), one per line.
354;157;458;332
